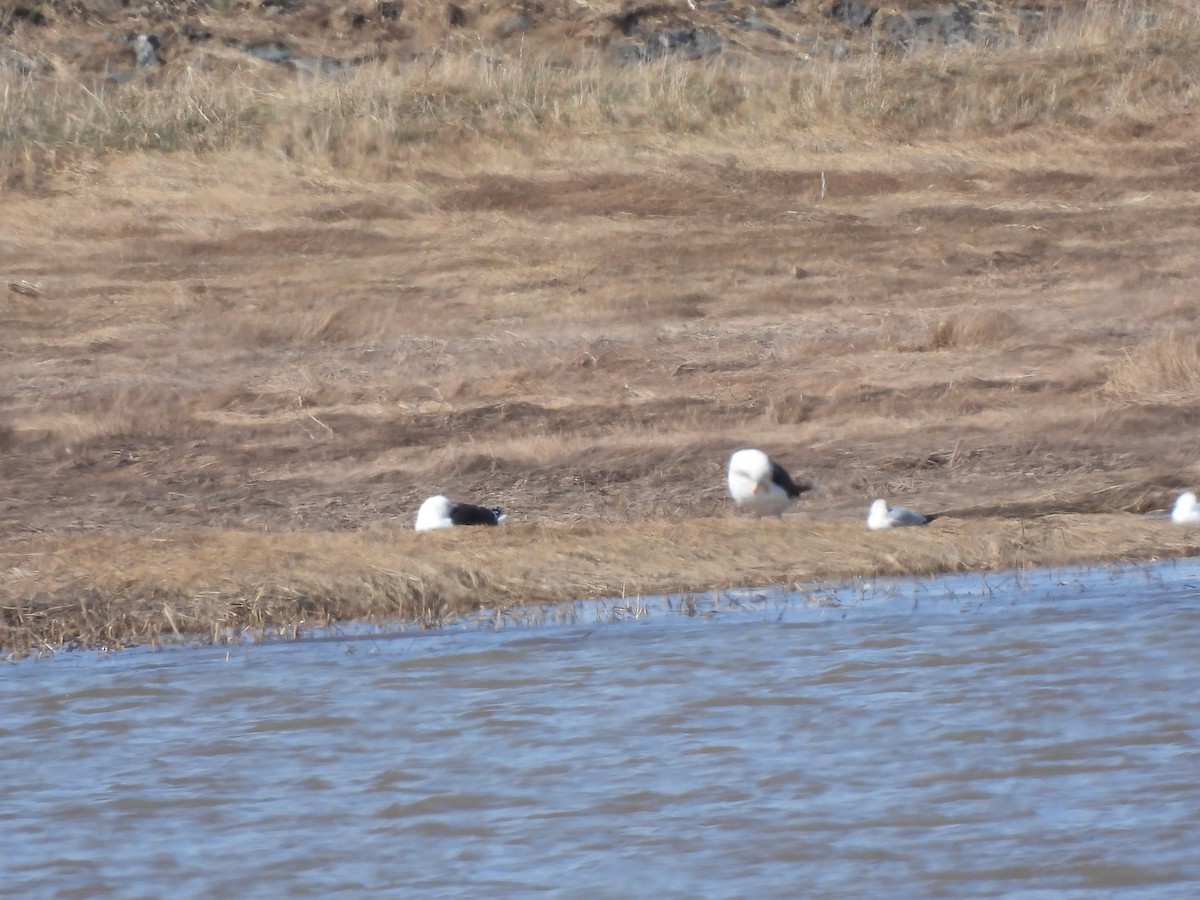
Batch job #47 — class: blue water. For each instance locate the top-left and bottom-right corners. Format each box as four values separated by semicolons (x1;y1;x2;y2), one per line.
3;561;1200;898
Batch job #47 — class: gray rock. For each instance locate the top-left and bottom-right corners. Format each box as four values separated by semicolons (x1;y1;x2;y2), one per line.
240;41;295;65
827;40;850;60
293;55;356;76
885;5;976;52
0;45;43;75
837;2;1069;53
1013;6;1059;31
738;16;786;39
828;1;876;28
495;13;534;38
237;41;357;75
132;34;163;68
620;27;724;62
10;4;50;25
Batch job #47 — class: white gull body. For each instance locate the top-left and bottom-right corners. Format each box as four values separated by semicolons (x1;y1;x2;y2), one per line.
727;449;805;518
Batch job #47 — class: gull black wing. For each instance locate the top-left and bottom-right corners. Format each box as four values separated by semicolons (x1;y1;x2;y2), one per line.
448;502;505;527
770;461;809;499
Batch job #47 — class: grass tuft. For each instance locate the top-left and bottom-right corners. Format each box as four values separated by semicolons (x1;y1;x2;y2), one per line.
1106;331;1200;404
928;310;1021;350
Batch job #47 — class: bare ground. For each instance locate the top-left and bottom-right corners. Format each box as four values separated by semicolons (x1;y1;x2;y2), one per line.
4;7;1200;653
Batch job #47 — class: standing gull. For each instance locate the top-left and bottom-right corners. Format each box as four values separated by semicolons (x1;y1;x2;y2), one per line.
415;495;507;532
727;449;807;518
867;498;932;530
1171;491;1200;524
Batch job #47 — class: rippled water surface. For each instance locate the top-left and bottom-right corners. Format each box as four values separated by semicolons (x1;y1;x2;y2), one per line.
4;561;1200;898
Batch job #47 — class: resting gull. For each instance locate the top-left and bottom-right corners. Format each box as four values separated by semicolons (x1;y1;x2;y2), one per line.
415;495;507;532
1171;491;1200;525
867;499;932;530
727;448;807;518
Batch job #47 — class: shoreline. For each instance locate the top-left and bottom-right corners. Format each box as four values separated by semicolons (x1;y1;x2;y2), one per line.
5;513;1198;657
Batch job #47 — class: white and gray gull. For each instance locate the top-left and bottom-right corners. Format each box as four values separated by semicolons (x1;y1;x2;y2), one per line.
866;498;934;530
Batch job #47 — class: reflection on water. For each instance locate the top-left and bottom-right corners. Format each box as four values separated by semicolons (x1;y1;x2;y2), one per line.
4;561;1200;897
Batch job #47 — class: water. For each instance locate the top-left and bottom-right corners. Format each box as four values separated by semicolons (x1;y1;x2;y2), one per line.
4;561;1200;898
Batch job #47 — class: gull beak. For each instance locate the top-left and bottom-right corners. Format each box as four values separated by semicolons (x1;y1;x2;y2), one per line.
753;481;764;495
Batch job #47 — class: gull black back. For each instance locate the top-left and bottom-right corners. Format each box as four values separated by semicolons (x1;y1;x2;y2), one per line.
449;502;505;527
770;461;808;499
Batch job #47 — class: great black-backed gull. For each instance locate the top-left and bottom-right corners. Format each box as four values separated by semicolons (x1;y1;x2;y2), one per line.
727;448;807;518
867;498;932;530
1171;491;1200;524
415;495;507;532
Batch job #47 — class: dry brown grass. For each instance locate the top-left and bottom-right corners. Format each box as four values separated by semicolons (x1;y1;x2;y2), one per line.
6;514;1200;658
4;2;1200;180
927;310;1021;351
1106;330;1200;404
4;2;1200;654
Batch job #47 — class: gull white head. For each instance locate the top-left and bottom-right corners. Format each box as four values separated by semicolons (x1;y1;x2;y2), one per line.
1171;491;1200;524
415;495;455;532
727;449;802;518
867;499;892;530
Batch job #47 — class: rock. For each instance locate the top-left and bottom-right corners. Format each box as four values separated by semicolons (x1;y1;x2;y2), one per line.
617;26;723;63
240;41;295;65
0;45;44;75
828;1;876;28
495;13;534;39
8;281;42;298
236;41;357;75
883;6;976;52
819;2;1056;53
131;34;163;68
738;15;786;38
9;4;51;26
0;0;1073;79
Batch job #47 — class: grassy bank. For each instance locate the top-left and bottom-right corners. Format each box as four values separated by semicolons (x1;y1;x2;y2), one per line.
5;514;1200;658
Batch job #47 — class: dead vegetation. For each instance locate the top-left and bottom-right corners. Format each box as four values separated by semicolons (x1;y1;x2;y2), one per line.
3;1;1200;655
4;2;1200;181
1106;331;1200;405
6;515;1200;659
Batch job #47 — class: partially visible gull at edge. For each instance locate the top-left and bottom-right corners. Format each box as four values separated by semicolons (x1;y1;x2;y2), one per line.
1171;491;1200;524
